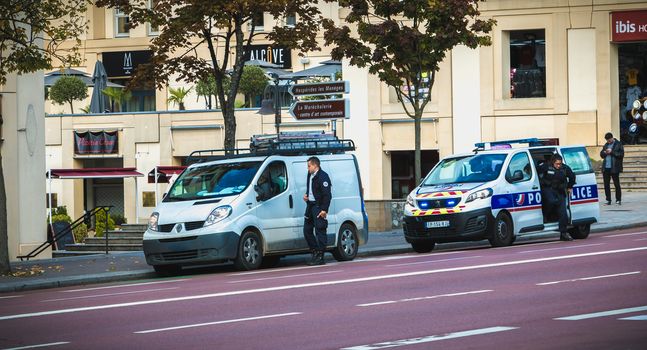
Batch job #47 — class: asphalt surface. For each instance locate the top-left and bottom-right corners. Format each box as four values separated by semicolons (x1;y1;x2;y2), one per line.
1;191;646;293
0;227;645;349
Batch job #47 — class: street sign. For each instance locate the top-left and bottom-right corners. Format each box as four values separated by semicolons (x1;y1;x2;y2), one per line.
289;81;350;97
289;99;350;120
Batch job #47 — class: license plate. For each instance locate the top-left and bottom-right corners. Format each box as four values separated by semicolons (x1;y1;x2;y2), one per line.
426;220;450;228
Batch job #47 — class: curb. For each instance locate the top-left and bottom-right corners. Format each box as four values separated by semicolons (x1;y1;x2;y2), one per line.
0;270;156;293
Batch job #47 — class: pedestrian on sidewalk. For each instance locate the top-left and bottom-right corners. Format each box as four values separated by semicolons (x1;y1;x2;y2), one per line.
538;154;576;241
303;156;332;266
600;132;624;205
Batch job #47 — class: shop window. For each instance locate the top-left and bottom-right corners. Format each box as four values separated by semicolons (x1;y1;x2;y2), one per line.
390;150;439;199
508;29;546;98
115;9;130;37
142;191;156;207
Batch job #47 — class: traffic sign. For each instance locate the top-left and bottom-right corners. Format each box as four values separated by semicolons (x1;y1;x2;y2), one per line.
288;81;350;97
288;99;350;120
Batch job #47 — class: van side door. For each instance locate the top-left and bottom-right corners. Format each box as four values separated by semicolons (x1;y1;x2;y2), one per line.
504;151;544;233
560;146;600;224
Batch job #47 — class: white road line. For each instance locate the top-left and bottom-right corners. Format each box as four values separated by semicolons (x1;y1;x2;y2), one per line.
619;315;647;321
635;238;647;242
0;295;22;300
386;256;481;267
555;306;647;320
2;342;69;350
43;287;179;302
603;231;647;238
61;279;188;293
228;270;342;284
518;243;604;254
537;271;641;286
1;246;646;321
340;326;518;350
357;290;492;307
134;312;301;334
360;251;464;262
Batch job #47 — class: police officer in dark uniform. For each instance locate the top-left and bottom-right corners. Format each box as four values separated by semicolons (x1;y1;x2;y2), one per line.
303;156;332;266
538;154;576;241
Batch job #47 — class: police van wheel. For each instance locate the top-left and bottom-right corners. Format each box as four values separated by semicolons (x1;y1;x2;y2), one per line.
234;230;263;271
489;212;514;247
411;241;435;253
332;223;358;261
568;224;590;239
153;264;181;276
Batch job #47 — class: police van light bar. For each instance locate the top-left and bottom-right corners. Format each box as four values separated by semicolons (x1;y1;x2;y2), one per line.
474;138;559;150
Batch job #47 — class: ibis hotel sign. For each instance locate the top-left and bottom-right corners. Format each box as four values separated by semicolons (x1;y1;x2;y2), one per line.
611;10;647;42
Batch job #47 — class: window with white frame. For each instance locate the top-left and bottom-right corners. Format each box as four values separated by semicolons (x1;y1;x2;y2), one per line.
285;13;296;27
115;8;130;37
148;0;159;35
508;29;546;98
252;11;264;31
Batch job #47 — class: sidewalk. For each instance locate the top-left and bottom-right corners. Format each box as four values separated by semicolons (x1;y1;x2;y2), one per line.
2;191;646;293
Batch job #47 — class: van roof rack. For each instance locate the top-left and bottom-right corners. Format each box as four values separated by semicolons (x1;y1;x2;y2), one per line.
186;131;355;165
473;138;559;152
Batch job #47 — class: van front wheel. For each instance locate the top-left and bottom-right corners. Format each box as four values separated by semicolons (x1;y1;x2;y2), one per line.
568;224;590;239
234;230;263;270
489;212;514;247
332;223;358;261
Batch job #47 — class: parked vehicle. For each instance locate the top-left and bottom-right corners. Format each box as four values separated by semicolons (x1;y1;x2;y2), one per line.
403;138;599;253
143;132;368;274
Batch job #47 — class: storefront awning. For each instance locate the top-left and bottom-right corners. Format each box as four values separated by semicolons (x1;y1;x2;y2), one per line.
47;168;144;179
147;166;187;183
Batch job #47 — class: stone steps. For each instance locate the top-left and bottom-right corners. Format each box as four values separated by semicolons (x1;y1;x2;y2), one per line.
84;237;143;245
594;145;647;191
64;243;144;252
56;224;147;254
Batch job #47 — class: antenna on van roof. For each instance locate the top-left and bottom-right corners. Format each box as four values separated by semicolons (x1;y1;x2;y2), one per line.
186;131;355;165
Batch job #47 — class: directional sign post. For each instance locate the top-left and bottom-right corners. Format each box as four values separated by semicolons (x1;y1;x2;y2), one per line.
288;81;350;97
289;99;350;120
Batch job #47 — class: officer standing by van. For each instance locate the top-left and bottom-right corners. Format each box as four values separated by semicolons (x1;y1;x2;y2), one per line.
303;156;332;266
538;154;576;241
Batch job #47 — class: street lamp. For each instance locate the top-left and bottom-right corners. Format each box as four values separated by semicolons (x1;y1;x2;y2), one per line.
257;73;281;135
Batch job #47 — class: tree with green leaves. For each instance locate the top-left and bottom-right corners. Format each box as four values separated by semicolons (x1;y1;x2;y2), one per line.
168;86;193;110
323;0;495;185
102;87;131;112
95;0;322;151
239;66;269;107
0;0;87;275
49;75;88;114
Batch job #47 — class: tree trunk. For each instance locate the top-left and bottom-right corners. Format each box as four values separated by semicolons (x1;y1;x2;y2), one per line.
68;100;74;114
414;115;422;185
222;100;237;151
179;102;185;111
0;153;10;275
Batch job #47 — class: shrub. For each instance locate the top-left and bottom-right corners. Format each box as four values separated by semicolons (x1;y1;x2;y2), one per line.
111;214;127;226
48;206;71;225
49;75;88;114
95;209;115;237
73;223;88;243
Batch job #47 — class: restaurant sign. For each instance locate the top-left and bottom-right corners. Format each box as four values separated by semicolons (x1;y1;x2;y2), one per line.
74;131;118;154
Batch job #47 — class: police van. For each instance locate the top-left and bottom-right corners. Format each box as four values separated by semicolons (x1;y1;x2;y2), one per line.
403;138;599;253
143;132;368;273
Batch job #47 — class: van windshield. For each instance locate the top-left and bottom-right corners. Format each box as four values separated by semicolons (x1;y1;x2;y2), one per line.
165;161;262;201
422;154;508;186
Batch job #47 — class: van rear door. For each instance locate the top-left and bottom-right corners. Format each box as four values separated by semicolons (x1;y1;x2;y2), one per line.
560;146;600;224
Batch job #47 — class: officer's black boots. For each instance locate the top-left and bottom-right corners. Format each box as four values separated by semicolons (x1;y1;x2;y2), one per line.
307;251;325;266
560;232;574;241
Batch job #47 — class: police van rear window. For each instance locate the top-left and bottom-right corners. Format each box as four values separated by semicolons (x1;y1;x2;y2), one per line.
561;147;594;175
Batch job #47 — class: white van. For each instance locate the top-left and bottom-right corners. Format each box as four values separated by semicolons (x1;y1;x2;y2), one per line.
143;135;368;273
403;139;599;252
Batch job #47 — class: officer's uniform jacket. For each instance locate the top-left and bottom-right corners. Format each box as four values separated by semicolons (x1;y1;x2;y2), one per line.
306;169;332;213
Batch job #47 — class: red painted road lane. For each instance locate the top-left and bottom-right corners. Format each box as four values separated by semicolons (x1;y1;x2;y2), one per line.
0;229;645;349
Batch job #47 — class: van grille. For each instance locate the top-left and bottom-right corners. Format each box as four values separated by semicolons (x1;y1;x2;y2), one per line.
185;221;205;230
159;224;175;233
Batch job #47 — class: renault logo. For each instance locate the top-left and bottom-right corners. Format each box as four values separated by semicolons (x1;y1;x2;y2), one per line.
175;224;183;233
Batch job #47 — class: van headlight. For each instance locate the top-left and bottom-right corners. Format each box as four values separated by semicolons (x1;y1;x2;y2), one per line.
204;205;232;227
465;188;493;203
406;195;415;208
148;212;159;231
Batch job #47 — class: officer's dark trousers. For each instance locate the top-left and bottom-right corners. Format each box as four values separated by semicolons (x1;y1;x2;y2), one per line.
603;170;621;203
542;188;568;233
304;202;327;251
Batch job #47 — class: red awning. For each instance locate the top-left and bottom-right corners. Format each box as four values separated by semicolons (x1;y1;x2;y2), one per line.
47;168;144;179
147;166;187;183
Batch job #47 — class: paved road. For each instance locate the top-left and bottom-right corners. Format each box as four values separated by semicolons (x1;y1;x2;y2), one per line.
1;228;646;349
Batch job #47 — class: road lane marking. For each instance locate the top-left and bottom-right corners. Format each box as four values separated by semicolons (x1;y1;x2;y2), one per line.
2;342;69;350
619;315;647;321
2;246;646;321
134;312;301;334
228;270;341;283
518;243;604;254
340;326;518;350
357;290;492;307
43;287;179;302
0;295;22;300
359;251;464;262
537;271;641;286
555;306;647;320
603;231;647;238
61;279;188;293
386;256;481;267
635;238;647;242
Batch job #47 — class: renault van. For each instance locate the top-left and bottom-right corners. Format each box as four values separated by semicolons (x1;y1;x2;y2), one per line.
143;134;368;273
403;138;599;252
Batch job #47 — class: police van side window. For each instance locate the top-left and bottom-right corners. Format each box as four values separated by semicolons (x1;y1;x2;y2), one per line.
561;147;593;175
505;152;532;183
